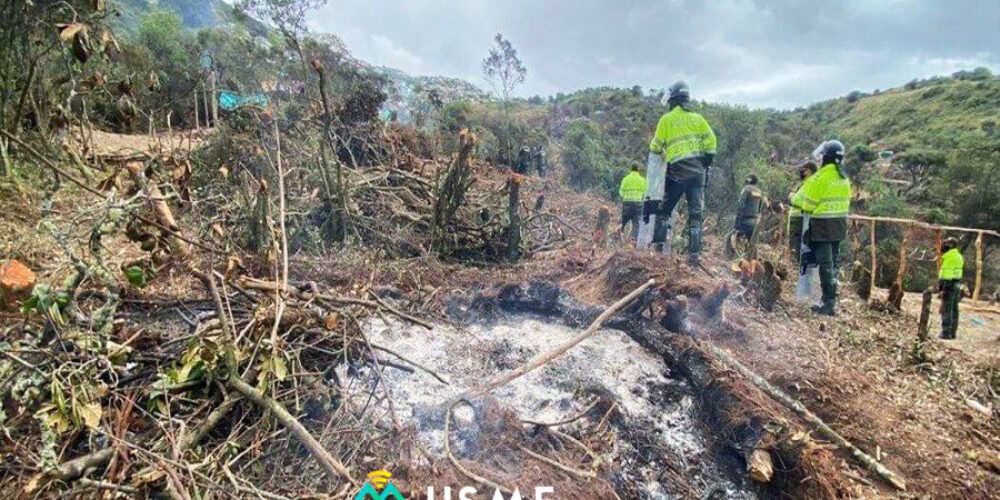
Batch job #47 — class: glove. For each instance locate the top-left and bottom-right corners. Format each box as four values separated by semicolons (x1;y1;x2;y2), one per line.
702;153;715;169
642;199;657;224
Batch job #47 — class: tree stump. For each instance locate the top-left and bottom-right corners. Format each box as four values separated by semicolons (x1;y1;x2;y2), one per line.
0;259;36;310
505;174;522;260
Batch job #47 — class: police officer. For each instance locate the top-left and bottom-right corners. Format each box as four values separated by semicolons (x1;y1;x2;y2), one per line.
646;81;718;263
938;237;964;339
788;161;818;261
533;145;547;177
619;165;647;239
515;146;531;175
800;140;852;316
735;174;767;241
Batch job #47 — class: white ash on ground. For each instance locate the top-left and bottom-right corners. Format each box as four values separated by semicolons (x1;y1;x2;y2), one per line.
349;316;755;499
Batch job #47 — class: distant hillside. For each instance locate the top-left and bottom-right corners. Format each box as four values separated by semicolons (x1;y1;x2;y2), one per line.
783;70;1000;154
111;0;230;33
375;67;487;124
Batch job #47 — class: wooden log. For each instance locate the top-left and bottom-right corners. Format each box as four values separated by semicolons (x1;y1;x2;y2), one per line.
973;231;984;306
849;214;1000;238
870;221;877;303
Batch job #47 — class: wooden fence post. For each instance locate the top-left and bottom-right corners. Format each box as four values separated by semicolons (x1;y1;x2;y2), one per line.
935;229;942;269
888;224;912;310
913;288;933;361
973;231;984;306
870;221;878;301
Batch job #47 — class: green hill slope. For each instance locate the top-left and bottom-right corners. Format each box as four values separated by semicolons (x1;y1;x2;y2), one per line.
788;72;1000;153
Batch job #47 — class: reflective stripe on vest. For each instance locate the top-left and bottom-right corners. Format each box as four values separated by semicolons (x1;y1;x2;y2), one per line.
649;107;717;164
802;164;851;218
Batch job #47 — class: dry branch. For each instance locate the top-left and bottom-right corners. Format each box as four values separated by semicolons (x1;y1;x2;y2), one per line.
226;376;357;486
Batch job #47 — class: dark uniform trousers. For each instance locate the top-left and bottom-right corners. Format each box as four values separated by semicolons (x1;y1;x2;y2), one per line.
659;172;705;255
940;279;961;339
620;201;642;234
807;217;847;307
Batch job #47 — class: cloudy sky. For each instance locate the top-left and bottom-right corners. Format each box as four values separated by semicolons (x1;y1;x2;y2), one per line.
307;0;1000;109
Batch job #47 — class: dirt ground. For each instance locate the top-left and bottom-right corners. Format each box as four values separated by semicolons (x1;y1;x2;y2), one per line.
72;128;208;160
683;256;1000;499
898;291;1000;366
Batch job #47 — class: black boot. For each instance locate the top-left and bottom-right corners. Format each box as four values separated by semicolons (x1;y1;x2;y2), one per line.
811;299;836;316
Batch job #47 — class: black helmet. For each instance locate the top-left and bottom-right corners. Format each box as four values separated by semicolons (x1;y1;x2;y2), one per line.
668;81;690;100
813;140;845;163
943;237;959;250
746;173;759;185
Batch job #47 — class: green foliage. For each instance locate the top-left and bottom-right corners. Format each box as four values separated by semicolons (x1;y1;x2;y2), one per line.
864;178;910;217
561;119;616;195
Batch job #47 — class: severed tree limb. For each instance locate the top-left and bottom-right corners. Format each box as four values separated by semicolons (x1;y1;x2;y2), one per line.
50;448;116;482
453;279;656;402
702;341;907;491
227;376;357;486
48;393;242;485
197;268;358;486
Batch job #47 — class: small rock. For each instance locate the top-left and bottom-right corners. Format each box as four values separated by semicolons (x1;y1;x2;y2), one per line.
0;259;36;309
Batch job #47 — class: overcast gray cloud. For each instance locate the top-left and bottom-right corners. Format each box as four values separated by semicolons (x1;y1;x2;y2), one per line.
307;0;1000;108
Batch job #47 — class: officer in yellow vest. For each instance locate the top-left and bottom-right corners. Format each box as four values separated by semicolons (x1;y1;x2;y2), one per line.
618;165;647;240
800;140;852;316
938;237;964;339
646;81;717;263
788;161;818;261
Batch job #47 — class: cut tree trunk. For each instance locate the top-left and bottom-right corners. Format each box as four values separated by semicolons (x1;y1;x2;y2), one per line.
505;174;522;260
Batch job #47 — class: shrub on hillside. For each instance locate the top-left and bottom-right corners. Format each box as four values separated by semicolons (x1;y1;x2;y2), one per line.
921;86;945;99
561;119;615;196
